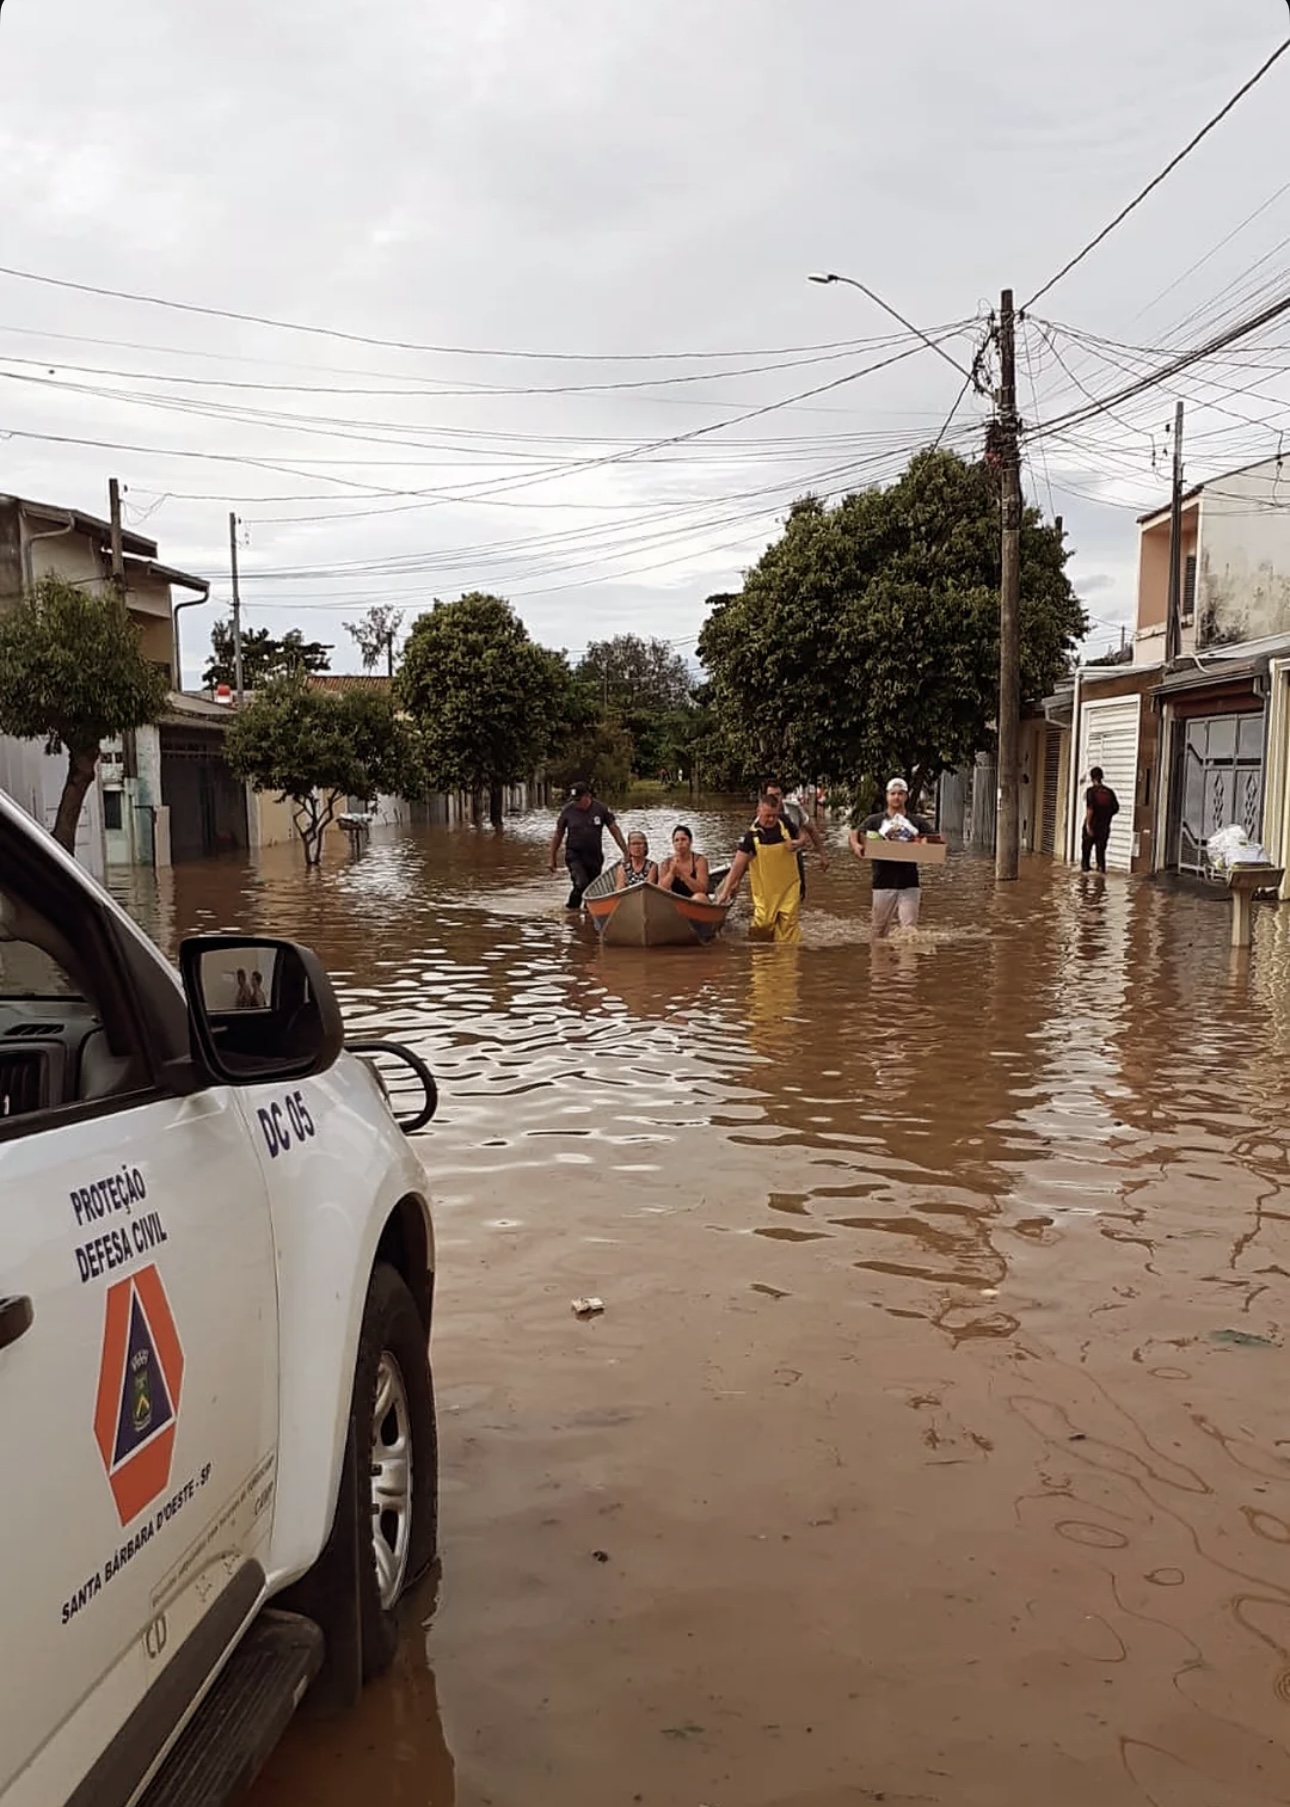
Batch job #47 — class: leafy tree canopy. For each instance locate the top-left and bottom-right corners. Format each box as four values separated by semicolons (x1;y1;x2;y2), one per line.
398;593;562;810
545;716;635;798
0;575;170;849
204;619;332;690
577;634;693;718
697;449;1085;798
227;678;410;865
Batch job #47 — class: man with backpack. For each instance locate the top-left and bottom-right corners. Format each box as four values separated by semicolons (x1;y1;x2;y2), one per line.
1082;767;1120;874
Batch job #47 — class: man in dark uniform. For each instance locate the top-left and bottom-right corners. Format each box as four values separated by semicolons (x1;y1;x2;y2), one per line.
549;782;629;909
1081;766;1120;874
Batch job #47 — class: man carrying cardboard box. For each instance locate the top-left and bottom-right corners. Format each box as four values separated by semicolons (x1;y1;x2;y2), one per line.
849;777;934;939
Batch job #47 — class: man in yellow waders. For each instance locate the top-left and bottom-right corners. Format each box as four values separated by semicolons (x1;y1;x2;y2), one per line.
715;792;807;942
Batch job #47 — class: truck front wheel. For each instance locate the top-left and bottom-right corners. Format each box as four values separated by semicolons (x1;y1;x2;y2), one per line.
354;1261;438;1680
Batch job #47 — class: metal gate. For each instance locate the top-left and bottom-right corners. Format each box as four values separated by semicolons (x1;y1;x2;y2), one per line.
1177;711;1264;878
1040;728;1061;855
159;730;248;862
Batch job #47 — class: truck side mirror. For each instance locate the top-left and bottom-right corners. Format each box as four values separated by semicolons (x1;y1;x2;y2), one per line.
179;935;345;1084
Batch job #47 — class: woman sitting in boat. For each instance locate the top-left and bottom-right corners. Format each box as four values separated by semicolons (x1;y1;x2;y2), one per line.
658;824;711;898
614;832;659;889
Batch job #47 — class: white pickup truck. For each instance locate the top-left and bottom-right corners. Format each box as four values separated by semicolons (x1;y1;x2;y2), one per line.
0;789;439;1806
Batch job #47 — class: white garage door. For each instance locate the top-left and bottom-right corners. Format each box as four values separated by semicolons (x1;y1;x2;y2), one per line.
1078;698;1139;871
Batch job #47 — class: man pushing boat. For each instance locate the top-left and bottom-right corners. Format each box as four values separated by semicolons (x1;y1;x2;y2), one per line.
714;792;807;943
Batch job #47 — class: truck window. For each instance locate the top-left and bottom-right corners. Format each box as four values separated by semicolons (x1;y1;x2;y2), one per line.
0;938;83;1001
0;865;150;1136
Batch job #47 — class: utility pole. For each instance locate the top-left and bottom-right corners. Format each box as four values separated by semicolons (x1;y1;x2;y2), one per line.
1165;401;1185;666
995;288;1022;883
108;478;126;598
228;511;245;705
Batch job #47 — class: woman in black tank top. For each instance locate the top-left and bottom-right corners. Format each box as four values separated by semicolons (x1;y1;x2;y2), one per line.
658;824;711;898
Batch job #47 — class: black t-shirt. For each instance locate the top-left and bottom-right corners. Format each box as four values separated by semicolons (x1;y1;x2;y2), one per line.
857;811;932;890
558;799;615;859
1085;784;1118;832
737;819;799;858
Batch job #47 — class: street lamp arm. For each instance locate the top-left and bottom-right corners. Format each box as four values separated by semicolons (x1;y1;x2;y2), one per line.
806;270;975;383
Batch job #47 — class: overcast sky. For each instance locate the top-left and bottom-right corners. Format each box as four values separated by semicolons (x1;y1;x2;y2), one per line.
2;0;1289;683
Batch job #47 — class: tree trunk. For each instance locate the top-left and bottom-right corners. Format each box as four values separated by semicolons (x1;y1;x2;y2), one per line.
489;783;504;829
53;747;99;852
470;788;483;826
292;790;340;868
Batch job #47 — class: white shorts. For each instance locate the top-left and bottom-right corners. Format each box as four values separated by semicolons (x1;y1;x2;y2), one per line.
872;887;921;938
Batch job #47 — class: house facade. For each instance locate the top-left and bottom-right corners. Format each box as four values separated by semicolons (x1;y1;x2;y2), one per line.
0;492;220;870
1047;455;1290;884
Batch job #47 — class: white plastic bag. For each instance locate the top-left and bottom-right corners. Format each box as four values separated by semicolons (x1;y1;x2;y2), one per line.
1207;823;1267;871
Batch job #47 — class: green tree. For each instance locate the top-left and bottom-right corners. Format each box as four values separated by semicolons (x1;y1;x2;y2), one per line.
697;450;1084;800
344;604;404;677
398;593;562;827
0;576;170;851
227;678;410;865
204;620;332;690
577;634;694;777
676;677;758;794
545;717;635;797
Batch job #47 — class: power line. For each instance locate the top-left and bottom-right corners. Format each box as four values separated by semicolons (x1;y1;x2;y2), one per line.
1024;33;1290;311
1020;330;1056;517
1126;176;1290;327
0;261;945;365
0;325;973;518
0;342;923;403
1028;284;1290;442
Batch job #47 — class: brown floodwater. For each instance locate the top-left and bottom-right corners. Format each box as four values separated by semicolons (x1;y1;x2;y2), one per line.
112;801;1290;1807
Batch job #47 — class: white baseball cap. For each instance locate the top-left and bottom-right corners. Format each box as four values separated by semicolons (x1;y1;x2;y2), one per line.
886;776;909;792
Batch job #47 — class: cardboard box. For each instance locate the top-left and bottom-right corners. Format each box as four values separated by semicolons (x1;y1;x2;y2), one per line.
858;836;948;866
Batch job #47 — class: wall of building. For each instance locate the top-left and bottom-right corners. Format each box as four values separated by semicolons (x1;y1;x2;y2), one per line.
250;790;297;849
1260;658;1290;898
14;524;175;680
1134;509;1198;665
27;529;105;593
1197;464;1290;647
0;740;106;879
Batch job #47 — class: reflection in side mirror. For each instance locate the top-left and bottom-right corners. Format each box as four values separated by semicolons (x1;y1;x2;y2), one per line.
179;935;345;1085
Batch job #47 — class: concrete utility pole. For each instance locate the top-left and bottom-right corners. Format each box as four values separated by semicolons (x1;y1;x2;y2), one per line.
1165;401;1185;665
995;289;1022;883
108;478;126;598
228;511;245;705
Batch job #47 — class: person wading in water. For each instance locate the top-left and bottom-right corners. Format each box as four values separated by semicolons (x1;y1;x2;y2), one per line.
1081;766;1120;874
658;824;711;897
849;777;933;939
715;792;807;943
549;782;629;909
764;781;828;900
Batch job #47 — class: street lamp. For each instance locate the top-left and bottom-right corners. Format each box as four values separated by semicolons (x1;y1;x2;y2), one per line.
806;270;974;381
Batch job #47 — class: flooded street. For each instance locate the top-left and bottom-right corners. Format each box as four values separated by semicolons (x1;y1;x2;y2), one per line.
116;803;1290;1807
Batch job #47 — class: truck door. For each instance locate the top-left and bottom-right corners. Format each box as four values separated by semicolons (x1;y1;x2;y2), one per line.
0;826;279;1807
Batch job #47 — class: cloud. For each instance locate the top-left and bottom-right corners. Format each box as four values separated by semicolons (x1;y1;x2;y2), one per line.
0;0;1287;681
